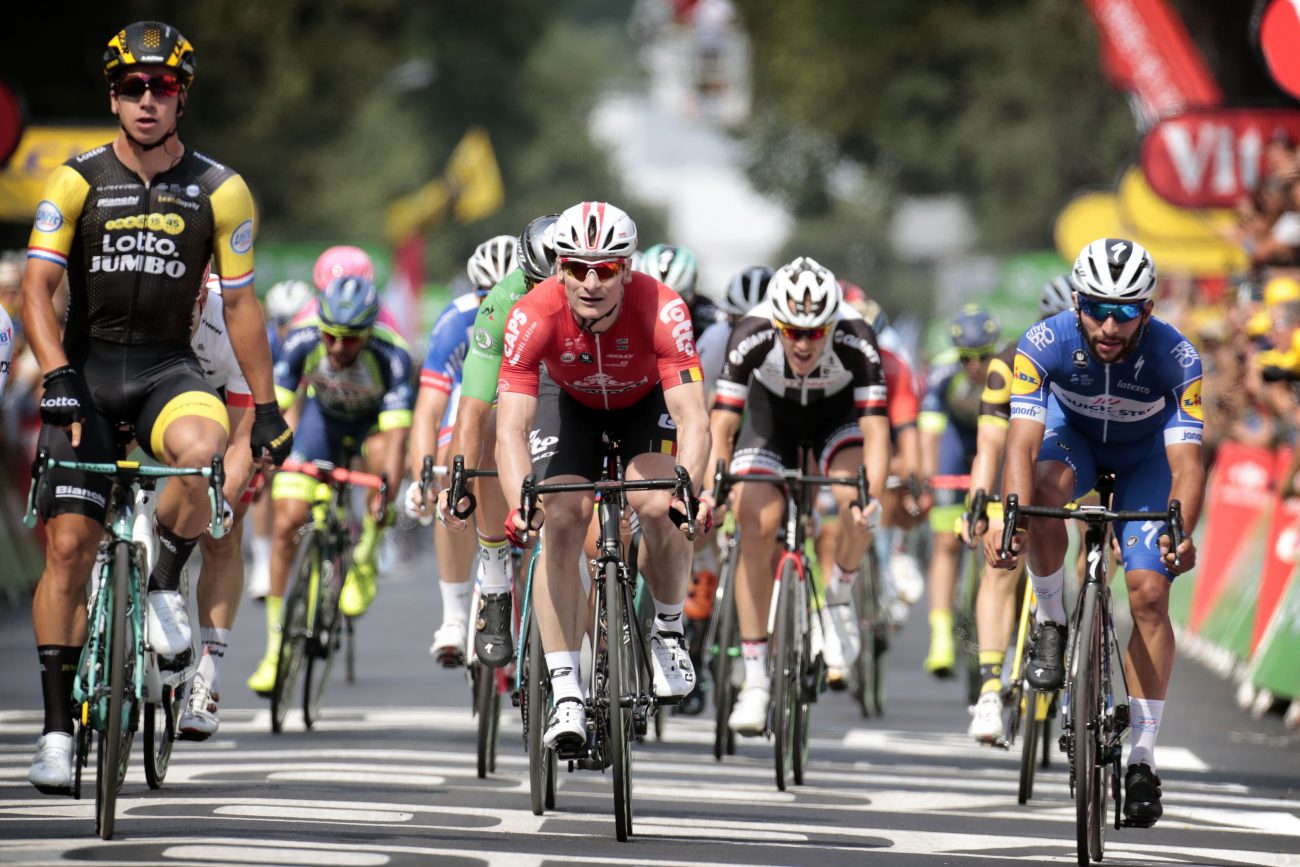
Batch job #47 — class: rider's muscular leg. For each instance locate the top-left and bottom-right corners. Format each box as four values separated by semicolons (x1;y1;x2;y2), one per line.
1123;570;1174;700
33;515;99;735
733;482;783;641
153;417;229;593
537;490;594;653
1026;460;1073;624
197;517;244;632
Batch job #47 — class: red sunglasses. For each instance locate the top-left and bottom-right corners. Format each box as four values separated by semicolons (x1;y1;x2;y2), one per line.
561;260;623;282
774;321;829;341
116;72;183;99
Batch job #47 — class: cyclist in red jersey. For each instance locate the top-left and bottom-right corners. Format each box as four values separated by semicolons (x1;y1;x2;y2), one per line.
497;201;712;750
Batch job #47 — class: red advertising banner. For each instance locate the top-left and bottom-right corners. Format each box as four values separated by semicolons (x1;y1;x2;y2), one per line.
1085;0;1222;123
1140;108;1300;210
1189;441;1275;633
1252;447;1300;655
1258;0;1300;101
0;78;23;168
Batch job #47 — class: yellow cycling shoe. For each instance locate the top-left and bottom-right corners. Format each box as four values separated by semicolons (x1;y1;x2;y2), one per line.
247;655;279;696
339;561;377;618
923;631;955;678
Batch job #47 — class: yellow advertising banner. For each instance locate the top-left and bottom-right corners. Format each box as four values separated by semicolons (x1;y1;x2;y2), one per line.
1055;190;1247;277
0;126;115;222
1115;166;1240;245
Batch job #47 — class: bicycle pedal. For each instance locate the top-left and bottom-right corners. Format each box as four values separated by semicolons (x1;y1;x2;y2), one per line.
991;737;1010;751
1122;817;1156;829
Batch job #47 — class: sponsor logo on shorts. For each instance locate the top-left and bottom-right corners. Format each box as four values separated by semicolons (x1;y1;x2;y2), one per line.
55;485;107;508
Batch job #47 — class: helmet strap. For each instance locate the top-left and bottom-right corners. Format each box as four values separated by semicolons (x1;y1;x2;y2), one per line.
577;298;621;334
119;93;185;154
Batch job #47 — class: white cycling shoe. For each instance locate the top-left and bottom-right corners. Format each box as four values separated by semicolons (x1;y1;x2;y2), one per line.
968;691;1005;744
889;551;925;604
28;732;74;794
544;698;587;749
821;604;859;688
649;632;696;701
728;685;770;736
179;679;220;741
147;590;192;657
428;620;468;668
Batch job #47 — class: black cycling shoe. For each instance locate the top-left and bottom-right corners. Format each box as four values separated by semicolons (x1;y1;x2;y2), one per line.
1025;621;1067;690
474;592;514;669
1124;762;1163;827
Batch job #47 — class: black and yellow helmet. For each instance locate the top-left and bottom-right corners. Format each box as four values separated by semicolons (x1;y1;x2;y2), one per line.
103;21;196;87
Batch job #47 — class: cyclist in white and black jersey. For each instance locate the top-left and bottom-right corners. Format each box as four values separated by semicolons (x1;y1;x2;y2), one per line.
703;257;891;731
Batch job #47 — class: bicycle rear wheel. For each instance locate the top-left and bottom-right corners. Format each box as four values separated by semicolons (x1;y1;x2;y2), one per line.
272;529;316;733
524;610;556;814
1073;583;1100;866
143;682;184;789
771;558;798;792
304;553;344;729
606;562;635;841
711;551;739;761
96;542;133;840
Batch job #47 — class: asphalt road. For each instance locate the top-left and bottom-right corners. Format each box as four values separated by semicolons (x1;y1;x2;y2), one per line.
1;531;1298;866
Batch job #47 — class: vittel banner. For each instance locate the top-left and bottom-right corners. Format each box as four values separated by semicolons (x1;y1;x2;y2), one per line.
1139;108;1300;209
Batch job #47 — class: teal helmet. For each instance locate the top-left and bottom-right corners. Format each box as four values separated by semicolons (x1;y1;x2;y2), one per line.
639;243;698;302
319;275;378;334
949;303;1000;353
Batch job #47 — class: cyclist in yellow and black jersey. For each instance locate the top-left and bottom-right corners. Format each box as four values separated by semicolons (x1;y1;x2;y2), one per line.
22;21;292;795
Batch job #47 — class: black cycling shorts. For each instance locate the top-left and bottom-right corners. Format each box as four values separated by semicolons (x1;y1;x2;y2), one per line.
530;371;678;481
37;339;226;523
730;384;861;477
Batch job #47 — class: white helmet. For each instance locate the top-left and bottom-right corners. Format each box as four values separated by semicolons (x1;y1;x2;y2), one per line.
769;256;841;328
720;266;774;317
265;279;316;324
553;201;638;261
1040;275;1076;317
468;235;520;291
1072;238;1156;301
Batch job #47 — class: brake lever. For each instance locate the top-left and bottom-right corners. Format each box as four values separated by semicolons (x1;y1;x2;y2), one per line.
668;465;697;539
1167;499;1184;571
999;493;1020;562
419;455;434;516
449;454;478;519
966;488;988;550
519;473;538;545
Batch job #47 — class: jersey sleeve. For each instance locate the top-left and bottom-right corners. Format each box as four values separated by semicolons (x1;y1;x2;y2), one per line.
1008;321;1056;425
0;306;13;394
1162;338;1204;446
461;278;517;404
27;164;90;269
273;326;316;409
712;315;770;414
209;173;256;291
832;319;888;417
496;301;546;399
420;301;470;395
379;340;416;431
653;292;703;389
978;346;1016;428
881;348;919;430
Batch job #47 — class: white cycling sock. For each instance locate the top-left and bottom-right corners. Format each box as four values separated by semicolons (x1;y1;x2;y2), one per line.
546;650;583;704
197;627;229;695
250;535;271;582
439;579;473;627
652;597;685;635
742;639;769;689
1127;696;1164;771
827;562;858;606
1029;564;1067;624
476;537;513;595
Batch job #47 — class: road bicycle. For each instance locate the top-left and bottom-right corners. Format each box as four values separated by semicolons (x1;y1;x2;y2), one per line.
704;516;739;761
712;450;869;791
24;447;225;839
515;438;697;841
270;459;386;733
1001;477;1184;866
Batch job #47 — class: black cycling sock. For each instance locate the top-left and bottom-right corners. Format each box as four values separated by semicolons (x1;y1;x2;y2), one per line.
148;524;200;593
38;646;80;735
978;650;1004;690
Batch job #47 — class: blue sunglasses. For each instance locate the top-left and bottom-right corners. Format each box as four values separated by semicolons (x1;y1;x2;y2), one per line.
1078;297;1145;324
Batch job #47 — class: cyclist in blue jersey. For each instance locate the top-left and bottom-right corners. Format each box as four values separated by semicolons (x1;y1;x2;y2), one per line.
246;275;413;694
404;235;518;668
988;239;1203;828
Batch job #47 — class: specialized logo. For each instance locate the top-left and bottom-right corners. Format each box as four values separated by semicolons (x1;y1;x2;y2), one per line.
1133;355;1146;379
1011;353;1042;396
231;219;254;254
104;212;186;234
1179;378;1203;421
34;201;63;233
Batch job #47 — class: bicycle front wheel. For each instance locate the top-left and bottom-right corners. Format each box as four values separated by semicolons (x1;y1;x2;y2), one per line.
957;551;982;705
96;541;133;839
711;551;739;761
474;662;502;778
771;558;798;792
852;548;885;718
304;552;344;729
524;609;556;814
606;561;635;841
1073;583;1100;866
272;529;317;733
1018;683;1041;804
